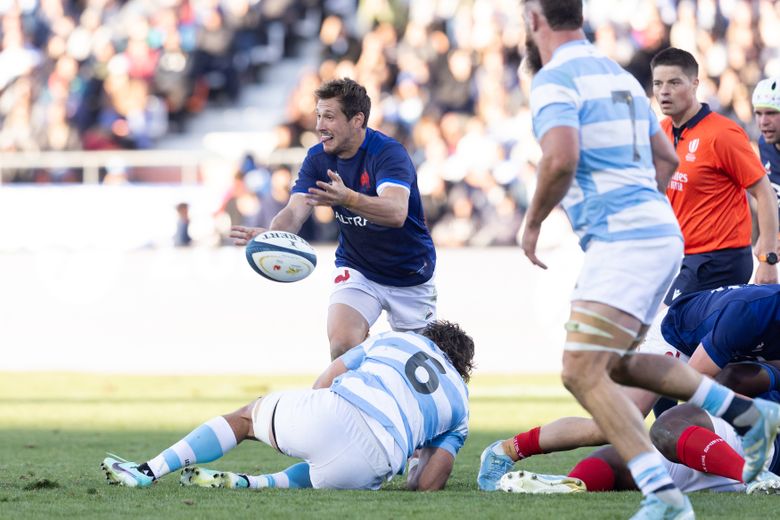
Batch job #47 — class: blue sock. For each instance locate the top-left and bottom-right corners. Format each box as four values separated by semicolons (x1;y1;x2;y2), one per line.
145;416;237;478
627;451;684;507
689;377;756;435
250;462;312;489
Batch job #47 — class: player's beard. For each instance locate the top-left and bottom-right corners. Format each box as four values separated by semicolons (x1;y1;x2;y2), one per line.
523;33;543;75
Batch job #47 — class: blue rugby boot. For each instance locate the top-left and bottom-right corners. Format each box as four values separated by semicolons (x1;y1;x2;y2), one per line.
741;398;780;483
630;494;694;520
477;440;514;491
101;454;155;488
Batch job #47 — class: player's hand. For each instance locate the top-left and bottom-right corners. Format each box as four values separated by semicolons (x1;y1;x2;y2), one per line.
521;223;548;270
229;225;265;246
755;262;778;284
306;170;357;207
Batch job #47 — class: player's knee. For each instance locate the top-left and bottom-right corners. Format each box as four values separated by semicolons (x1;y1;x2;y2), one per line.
561;352;608;394
649;403;702;461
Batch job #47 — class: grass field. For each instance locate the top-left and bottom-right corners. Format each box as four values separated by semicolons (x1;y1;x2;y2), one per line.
0;373;775;519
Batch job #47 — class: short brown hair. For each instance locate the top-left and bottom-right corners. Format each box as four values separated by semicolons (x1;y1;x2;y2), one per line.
314;78;371;128
529;0;583;31
650;48;699;78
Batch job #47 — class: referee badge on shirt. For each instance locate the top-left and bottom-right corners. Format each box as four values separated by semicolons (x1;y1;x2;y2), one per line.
685;138;699;162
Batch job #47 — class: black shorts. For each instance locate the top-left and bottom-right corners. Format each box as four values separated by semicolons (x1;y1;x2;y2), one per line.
663;246;753;305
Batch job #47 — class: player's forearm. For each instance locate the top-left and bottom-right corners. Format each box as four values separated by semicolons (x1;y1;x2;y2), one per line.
269;196;309;234
650;131;679;192
407;449;453;491
525;156;575;228
342;191;407;228
754;185;779;254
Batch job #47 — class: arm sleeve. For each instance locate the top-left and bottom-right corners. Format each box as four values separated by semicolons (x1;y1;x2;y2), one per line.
530;70;580;140
701;301;761;368
291;151;322;194
339;345;367;370
714;125;766;188
647;107;660;137
423;420;468;457
375;142;414;193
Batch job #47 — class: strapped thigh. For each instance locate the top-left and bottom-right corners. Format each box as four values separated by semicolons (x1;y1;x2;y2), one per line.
251;391;284;449
564;306;638;357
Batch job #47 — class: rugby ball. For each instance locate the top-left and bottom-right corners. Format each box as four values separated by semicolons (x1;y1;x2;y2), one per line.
245;231;317;283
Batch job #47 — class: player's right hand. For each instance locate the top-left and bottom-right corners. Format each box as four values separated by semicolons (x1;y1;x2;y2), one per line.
229;225;265;246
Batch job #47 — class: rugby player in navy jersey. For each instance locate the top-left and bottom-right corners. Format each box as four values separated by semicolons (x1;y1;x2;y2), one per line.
753;77;780;247
479;284;780;495
231;78;437;360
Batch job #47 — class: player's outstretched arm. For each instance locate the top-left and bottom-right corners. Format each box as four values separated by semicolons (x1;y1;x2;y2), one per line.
229;194;313;245
406;447;454;491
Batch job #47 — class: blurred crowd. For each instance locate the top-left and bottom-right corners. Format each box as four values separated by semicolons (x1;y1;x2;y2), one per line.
0;0;317;181
219;0;780;246
3;0;780;246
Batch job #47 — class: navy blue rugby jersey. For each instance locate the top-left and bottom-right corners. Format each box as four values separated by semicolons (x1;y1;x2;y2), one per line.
661;284;780;367
292;128;435;287
758;135;780;227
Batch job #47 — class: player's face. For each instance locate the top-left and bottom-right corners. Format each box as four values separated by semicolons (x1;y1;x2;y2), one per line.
522;2;543;74
315;98;364;159
755;108;780;145
652;65;698;119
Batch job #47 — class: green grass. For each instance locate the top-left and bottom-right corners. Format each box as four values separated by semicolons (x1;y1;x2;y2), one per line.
0;373;775;519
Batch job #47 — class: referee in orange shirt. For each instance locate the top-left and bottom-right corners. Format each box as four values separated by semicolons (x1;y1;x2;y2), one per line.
649;48;778;417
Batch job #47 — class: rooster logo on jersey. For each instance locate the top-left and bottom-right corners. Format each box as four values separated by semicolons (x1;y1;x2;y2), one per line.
359;170;371;192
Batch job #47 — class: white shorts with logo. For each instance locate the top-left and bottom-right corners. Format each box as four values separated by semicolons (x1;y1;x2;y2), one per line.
662;414;749;493
571;236;683;324
637;305;690;360
329;267;437;331
252;388;395;489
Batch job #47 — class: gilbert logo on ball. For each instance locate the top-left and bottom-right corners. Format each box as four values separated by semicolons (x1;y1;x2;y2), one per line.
245;231;317;283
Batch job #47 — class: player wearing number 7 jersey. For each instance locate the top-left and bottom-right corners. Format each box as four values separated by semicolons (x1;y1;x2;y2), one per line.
100;321;473;491
516;2;780;519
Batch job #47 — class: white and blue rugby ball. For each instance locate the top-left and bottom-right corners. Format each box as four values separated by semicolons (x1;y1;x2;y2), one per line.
245;231;317;283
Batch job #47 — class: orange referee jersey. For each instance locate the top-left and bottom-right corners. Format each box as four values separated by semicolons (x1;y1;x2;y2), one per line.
662;105;765;255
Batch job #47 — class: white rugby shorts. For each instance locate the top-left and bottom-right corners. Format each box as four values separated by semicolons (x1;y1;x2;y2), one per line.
252;388;395;489
571;236;683;324
329;267;437;331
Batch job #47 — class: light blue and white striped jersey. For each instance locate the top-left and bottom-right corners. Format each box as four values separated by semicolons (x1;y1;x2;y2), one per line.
531;39;681;249
330;331;469;470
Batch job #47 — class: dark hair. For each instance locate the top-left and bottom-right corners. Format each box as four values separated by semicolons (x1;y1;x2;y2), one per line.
650;48;699;78
420;320;475;382
314;78;371;128
532;0;583;31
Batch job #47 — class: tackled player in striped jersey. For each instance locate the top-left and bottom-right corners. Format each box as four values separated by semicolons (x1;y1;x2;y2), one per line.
101;321;473;491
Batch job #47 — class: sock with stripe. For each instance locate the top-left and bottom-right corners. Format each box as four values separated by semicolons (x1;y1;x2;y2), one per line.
246;462;312;489
676;425;743;482
627;451;685;507
688;377;759;435
140;416;238;479
567;456;616;491
511;427;543;461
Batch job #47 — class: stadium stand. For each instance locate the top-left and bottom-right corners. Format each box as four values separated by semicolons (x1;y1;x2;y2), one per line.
2;0;779;246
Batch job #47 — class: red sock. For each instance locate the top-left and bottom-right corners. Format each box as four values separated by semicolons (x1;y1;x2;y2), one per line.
513;427;542;459
676;425;743;482
567;457;616;492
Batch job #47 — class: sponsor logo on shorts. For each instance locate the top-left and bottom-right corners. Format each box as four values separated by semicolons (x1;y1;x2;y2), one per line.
335;269;350;284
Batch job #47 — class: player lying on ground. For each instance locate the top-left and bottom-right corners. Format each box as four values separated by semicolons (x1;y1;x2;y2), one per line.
478;284;780;491
101;321;473;491
495;362;780;496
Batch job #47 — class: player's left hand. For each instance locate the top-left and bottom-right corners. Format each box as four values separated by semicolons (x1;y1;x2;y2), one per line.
521;223;548;270
306;170;356;207
755;261;778;284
